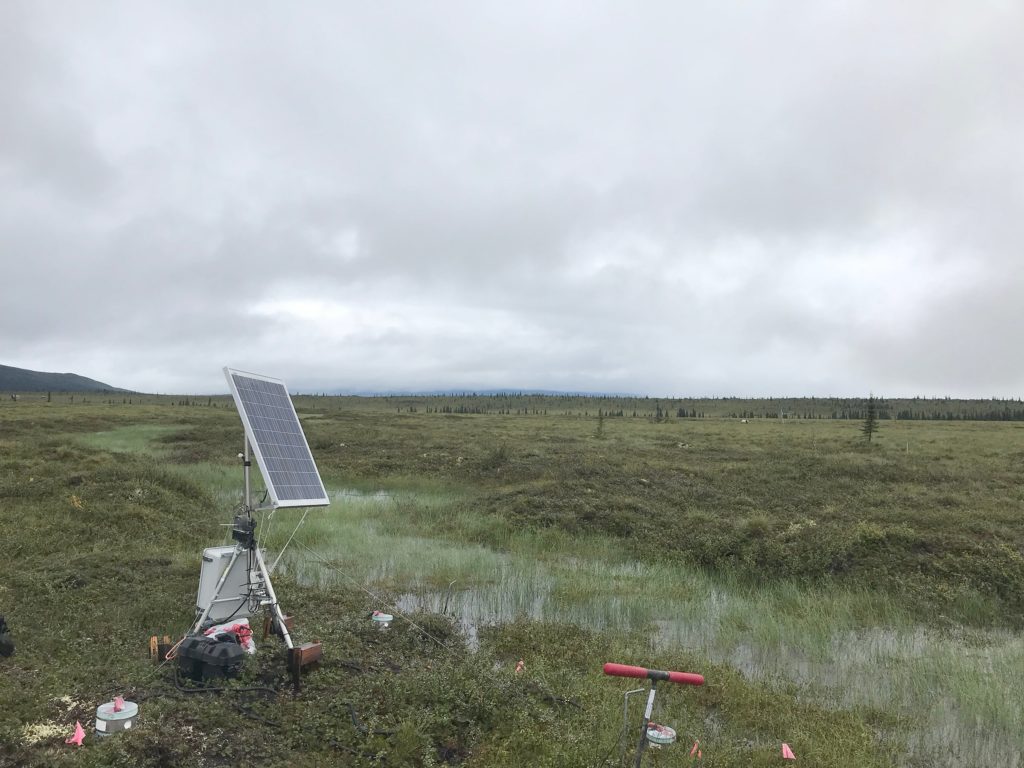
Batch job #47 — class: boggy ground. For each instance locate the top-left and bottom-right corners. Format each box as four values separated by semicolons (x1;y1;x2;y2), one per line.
1;395;1021;766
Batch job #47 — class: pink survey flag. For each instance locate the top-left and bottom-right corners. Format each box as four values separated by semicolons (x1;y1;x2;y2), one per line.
690;740;699;756
65;720;86;746
515;659;524;674
782;742;796;759
113;696;124;712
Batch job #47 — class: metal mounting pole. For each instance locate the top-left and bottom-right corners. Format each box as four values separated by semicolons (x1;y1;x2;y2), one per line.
243;438;252;511
243;436;292;648
633;681;658;768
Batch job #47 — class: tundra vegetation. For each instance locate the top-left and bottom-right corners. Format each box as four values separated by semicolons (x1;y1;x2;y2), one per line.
1;392;1023;767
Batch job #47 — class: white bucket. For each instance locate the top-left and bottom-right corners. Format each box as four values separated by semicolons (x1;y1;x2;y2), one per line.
645;722;676;745
95;700;139;737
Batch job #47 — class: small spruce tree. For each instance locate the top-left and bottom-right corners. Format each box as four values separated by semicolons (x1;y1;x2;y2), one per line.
862;394;879;443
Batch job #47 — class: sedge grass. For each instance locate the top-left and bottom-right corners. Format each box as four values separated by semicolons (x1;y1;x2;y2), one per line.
267;484;1024;767
52;404;1024;766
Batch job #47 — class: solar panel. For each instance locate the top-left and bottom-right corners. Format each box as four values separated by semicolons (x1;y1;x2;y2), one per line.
224;367;330;508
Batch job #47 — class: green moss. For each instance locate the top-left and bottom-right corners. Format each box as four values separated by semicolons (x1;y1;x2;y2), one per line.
4;398;1024;766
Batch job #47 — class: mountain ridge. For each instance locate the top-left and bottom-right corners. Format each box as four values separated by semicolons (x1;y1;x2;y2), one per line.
0;364;126;392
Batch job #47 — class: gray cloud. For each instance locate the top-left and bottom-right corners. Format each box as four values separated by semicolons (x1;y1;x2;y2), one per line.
2;1;1022;396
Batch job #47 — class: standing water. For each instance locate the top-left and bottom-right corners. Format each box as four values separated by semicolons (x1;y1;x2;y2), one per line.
272;489;1024;768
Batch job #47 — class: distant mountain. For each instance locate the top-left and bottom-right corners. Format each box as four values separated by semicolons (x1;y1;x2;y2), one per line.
0;364;126;393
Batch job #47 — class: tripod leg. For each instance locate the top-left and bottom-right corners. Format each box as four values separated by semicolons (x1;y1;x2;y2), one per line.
191;546;244;635
252;545;293;649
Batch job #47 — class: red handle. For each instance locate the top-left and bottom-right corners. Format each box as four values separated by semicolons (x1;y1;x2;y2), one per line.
603;662;704;687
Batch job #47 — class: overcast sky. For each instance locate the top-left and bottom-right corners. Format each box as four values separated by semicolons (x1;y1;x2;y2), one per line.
2;2;1022;396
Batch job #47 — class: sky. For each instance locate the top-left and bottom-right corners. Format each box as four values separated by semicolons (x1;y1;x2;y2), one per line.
2;2;1022;397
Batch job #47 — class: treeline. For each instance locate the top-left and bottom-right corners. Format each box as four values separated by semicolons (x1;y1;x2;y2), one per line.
892;407;1024;421
384;394;1024;422
16;391;1024;423
730;408;1024;421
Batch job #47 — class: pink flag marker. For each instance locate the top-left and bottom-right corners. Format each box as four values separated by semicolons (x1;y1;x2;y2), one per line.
690;740;700;757
113;696;124;713
65;721;85;746
782;742;796;760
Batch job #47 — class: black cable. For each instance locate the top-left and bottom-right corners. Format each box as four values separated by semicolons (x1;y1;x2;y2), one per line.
595;722;627;767
341;701;397;737
202;595;251;629
171;668;280;728
235;701;280;729
523;681;582;709
172;667;277;698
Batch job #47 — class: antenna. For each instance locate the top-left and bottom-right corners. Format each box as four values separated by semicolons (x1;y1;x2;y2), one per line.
189;369;329;660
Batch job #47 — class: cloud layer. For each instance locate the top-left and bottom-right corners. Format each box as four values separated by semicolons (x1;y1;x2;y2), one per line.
3;2;1022;395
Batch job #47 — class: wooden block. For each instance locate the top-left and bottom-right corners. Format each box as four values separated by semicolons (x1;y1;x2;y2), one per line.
287;641;322;692
263;615;294;639
150;635;173;662
293;641;323;668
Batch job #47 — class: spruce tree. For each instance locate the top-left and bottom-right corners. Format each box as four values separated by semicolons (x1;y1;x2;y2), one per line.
862;394;879;443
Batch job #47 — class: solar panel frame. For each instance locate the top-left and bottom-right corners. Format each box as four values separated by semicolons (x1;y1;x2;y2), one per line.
224;367;330;508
